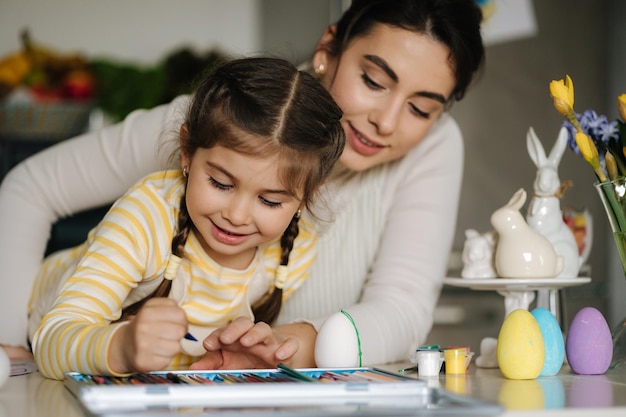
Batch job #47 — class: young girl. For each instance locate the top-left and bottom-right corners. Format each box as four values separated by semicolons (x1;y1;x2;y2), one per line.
28;57;345;380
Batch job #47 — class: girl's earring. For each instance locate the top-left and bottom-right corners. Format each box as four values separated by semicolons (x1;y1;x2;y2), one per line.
295;209;302;219
183;166;188;177
314;64;325;75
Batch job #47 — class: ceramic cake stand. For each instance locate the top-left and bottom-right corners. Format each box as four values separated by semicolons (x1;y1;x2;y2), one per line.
443;276;591;369
443;276;591;318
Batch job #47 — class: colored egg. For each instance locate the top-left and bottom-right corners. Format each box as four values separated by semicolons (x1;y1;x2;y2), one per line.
565;307;613;375
497;308;544;379
314;311;360;367
531;307;565;376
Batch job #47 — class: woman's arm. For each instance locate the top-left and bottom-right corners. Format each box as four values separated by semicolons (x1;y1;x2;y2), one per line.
279;115;464;366
0;97;187;347
346;116;464;365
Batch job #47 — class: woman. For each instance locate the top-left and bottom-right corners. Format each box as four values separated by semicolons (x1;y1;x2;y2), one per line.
0;0;484;367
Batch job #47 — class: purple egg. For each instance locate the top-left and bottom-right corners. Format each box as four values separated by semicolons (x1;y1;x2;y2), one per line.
565;307;613;375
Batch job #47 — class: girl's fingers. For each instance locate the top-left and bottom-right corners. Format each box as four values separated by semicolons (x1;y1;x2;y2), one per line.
275;336;299;362
189;351;224;370
217;316;256;344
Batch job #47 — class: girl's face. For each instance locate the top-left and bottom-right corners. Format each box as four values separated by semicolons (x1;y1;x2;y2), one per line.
315;24;456;172
182;145;302;270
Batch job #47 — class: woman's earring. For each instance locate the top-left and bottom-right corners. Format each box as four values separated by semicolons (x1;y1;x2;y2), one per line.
183;166;188;177
314;64;325;75
295;209;302;219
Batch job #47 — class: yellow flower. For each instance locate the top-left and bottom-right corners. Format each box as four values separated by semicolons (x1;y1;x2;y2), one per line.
550;75;583;131
606;150;619;181
618;93;626;122
575;131;606;182
550;75;575;114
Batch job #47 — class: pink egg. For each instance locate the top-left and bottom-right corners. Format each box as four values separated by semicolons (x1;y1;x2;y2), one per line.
565;307;613;375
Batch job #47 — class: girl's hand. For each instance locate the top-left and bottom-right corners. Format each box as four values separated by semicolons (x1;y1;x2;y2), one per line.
109;298;188;374
0;344;33;361
190;316;304;370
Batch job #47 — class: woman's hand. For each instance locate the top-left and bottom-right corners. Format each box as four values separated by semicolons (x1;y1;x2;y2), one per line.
190;317;317;370
108;298;188;374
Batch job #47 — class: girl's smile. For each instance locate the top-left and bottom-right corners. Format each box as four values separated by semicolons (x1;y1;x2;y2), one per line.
182;145;302;270
210;219;254;246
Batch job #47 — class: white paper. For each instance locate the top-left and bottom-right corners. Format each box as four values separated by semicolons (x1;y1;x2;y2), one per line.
480;0;538;46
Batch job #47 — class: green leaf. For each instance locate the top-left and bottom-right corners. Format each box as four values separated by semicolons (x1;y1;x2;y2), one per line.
89;59;167;122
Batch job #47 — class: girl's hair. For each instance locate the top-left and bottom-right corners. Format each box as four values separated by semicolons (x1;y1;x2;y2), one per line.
119;57;345;325
327;0;485;103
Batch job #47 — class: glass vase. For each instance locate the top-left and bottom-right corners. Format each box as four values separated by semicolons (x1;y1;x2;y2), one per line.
594;177;626;369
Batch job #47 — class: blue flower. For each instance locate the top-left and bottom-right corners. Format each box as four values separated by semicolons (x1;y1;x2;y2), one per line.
579;109;619;145
563;110;619;170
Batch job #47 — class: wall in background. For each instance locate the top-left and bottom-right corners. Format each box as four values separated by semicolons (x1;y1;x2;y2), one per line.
259;0;341;64
0;0;260;64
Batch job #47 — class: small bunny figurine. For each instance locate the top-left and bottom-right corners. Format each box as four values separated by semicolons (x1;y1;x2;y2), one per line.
526;126;582;277
461;229;497;278
491;188;564;278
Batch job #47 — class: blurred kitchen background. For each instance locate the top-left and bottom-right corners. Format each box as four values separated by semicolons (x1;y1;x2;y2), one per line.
1;0;625;353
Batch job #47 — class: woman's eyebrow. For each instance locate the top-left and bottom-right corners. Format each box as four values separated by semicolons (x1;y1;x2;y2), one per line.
364;54;448;104
365;54;398;82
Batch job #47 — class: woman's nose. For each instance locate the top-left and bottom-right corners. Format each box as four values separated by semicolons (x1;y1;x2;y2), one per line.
369;97;402;136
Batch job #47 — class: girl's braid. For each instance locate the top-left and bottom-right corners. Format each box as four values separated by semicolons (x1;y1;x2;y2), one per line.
252;212;300;324
115;192;191;322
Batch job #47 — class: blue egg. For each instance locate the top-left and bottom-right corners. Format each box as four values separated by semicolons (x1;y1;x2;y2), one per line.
531;307;564;376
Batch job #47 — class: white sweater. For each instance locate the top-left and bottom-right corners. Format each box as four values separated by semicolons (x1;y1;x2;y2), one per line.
0;95;463;365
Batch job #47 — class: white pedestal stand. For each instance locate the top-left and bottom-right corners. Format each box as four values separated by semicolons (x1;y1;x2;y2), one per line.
443;277;591;368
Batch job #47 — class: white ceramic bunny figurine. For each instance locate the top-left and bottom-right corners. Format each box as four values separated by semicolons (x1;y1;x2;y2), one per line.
525;126;582;278
461;229;497;279
491;188;564;278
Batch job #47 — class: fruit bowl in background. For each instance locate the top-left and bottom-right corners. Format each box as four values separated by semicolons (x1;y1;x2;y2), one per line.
0;98;93;142
0;29;95;141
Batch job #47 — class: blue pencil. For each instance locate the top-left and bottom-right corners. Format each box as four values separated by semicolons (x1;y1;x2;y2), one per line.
184;333;197;341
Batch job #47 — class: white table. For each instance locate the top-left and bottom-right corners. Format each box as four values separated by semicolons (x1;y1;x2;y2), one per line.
2;359;626;416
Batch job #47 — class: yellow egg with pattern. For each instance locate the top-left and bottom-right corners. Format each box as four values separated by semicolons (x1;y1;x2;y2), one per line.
497;308;545;379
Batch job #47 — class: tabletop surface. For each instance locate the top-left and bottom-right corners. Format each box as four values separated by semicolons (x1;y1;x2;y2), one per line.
2;360;626;416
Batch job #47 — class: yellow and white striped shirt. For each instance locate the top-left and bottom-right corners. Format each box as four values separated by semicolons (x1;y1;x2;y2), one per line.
29;170;316;380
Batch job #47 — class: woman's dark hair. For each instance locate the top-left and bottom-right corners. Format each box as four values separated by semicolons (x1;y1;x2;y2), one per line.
119;57;345;325
328;0;485;103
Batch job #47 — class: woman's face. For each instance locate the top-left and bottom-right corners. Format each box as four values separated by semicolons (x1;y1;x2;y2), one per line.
316;24;456;172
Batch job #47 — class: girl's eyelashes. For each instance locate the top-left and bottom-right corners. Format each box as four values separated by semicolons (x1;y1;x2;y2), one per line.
259;197;282;208
210;175;283;208
209;176;231;190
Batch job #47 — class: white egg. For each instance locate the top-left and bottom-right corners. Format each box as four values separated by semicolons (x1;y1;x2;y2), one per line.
315;311;361;367
0;348;9;389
